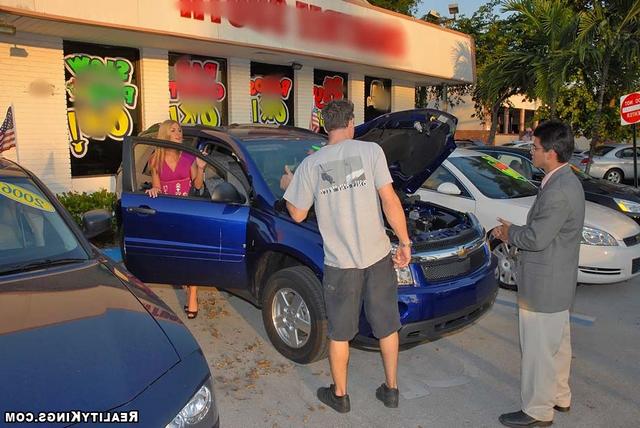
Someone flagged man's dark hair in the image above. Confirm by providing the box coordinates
[533,120,574,162]
[322,99,354,132]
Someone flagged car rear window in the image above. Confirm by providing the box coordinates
[593,146,615,156]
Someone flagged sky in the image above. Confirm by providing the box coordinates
[416,0,489,19]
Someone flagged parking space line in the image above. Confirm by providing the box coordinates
[495,295,596,327]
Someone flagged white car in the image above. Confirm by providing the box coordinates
[416,149,640,288]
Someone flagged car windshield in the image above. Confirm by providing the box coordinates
[0,177,88,275]
[244,139,327,199]
[449,155,538,199]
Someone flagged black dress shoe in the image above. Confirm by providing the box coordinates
[375,383,399,408]
[553,405,570,412]
[317,384,350,413]
[499,410,552,427]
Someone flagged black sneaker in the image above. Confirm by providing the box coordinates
[375,383,399,408]
[316,384,350,413]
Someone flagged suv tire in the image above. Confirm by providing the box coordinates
[261,266,328,364]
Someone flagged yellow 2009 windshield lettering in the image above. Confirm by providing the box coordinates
[0,181,55,212]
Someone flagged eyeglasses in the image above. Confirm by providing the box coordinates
[530,146,545,153]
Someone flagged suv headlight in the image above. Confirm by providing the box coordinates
[391,244,415,286]
[166,378,216,428]
[581,226,618,246]
[614,198,640,214]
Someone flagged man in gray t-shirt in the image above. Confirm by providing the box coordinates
[282,100,411,413]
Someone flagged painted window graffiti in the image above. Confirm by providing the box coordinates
[312,69,348,134]
[250,62,295,126]
[168,53,228,127]
[364,76,391,122]
[64,41,140,177]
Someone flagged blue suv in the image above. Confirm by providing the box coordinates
[118,109,498,363]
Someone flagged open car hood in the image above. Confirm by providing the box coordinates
[354,109,457,194]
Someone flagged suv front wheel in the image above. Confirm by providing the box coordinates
[261,266,328,364]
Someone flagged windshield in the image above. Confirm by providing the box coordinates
[449,155,538,199]
[0,178,88,275]
[244,139,327,199]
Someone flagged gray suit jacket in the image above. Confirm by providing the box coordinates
[508,164,585,313]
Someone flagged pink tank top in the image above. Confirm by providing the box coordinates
[159,152,195,196]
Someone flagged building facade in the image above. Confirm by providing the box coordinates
[0,0,475,193]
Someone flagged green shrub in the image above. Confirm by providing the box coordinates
[56,190,118,248]
[57,189,117,226]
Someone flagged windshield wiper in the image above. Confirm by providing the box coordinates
[0,258,87,275]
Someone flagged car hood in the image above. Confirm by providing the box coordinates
[0,260,180,413]
[583,178,640,201]
[583,200,640,240]
[477,196,640,241]
[354,109,457,194]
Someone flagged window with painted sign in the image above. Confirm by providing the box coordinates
[169,53,228,127]
[364,76,391,122]
[250,62,295,126]
[312,69,348,134]
[63,41,140,177]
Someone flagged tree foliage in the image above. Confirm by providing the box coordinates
[367,0,420,15]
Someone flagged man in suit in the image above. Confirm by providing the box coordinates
[493,120,585,427]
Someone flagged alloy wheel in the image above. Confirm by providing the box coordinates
[271,287,312,349]
[493,242,518,287]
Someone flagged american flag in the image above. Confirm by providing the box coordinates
[309,107,320,133]
[0,106,16,153]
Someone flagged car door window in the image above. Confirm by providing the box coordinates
[421,166,471,197]
[618,148,640,159]
[495,154,533,180]
[133,143,245,202]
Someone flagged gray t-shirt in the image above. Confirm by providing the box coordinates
[284,139,393,269]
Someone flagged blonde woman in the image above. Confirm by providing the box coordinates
[146,119,205,318]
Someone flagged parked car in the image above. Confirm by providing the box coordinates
[455,139,484,148]
[0,158,218,427]
[416,149,640,289]
[472,145,640,225]
[573,144,640,183]
[118,109,498,363]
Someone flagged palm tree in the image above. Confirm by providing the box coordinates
[577,0,640,172]
[501,0,580,118]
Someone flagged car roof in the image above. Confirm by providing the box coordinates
[184,124,327,143]
[449,148,486,158]
[0,158,29,179]
[473,146,531,156]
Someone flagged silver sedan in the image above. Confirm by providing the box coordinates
[574,144,640,183]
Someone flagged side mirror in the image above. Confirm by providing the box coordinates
[436,182,462,196]
[82,209,112,239]
[211,182,246,204]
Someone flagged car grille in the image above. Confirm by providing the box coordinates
[413,228,482,252]
[420,246,487,283]
[623,233,640,247]
[633,258,640,274]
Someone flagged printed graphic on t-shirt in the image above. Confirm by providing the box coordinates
[318,156,368,195]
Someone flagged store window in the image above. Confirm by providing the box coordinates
[312,70,348,134]
[364,76,391,122]
[169,53,228,127]
[250,62,294,126]
[63,41,141,177]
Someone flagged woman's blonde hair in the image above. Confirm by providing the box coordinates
[151,119,181,172]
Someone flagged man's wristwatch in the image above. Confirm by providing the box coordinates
[398,240,412,248]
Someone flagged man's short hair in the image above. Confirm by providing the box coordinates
[534,120,574,162]
[322,100,354,132]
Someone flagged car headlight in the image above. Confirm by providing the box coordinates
[391,243,415,286]
[166,380,215,428]
[581,226,618,246]
[614,198,640,214]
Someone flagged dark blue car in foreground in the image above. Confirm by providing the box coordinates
[119,109,498,363]
[0,159,218,427]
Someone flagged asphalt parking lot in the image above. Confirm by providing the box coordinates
[150,277,640,428]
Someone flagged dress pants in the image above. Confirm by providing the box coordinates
[519,308,572,422]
